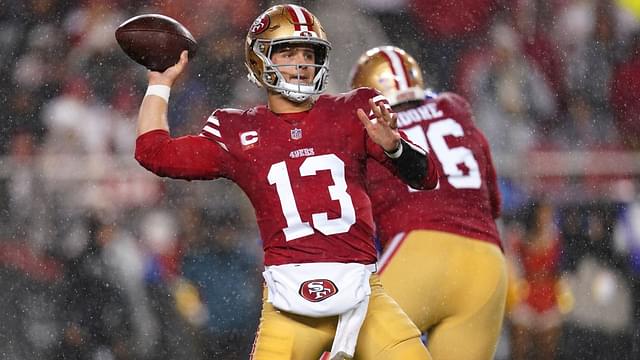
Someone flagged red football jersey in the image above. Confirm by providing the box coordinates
[367,92,502,249]
[135,88,438,266]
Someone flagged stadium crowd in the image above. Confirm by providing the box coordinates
[0,0,639,359]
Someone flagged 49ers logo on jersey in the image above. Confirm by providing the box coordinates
[299,279,338,302]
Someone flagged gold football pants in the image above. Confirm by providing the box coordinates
[379,230,507,360]
[250,274,432,360]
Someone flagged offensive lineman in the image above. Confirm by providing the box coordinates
[351,46,507,360]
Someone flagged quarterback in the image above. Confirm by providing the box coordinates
[351,46,507,360]
[134,5,437,360]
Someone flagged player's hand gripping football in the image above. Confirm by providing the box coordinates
[148,50,189,87]
[357,98,401,153]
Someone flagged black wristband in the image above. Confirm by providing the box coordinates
[390,139,427,190]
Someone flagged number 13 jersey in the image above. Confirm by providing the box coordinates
[135,88,438,266]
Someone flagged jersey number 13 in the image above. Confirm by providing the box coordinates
[268,154,356,241]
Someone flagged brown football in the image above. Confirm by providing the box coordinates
[115,14,197,72]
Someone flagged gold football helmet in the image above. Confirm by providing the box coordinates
[245,4,331,103]
[350,46,425,106]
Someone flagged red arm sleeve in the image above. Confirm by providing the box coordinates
[135,129,230,180]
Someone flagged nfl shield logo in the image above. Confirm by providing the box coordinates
[291,128,302,140]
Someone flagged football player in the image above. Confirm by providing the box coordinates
[134,5,438,360]
[350,46,507,360]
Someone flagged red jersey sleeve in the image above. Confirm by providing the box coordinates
[135,129,232,180]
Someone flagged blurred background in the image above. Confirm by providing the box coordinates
[0,0,639,359]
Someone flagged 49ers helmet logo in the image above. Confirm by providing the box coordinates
[250,14,270,34]
[299,279,338,302]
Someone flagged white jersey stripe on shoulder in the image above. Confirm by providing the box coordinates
[381,48,408,90]
[368,94,392,117]
[371,95,392,111]
[207,115,220,126]
[203,125,221,138]
[371,94,388,104]
[290,4,310,32]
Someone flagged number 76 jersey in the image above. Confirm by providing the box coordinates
[367,92,502,249]
[135,88,438,266]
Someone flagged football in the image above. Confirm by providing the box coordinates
[115,14,198,72]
